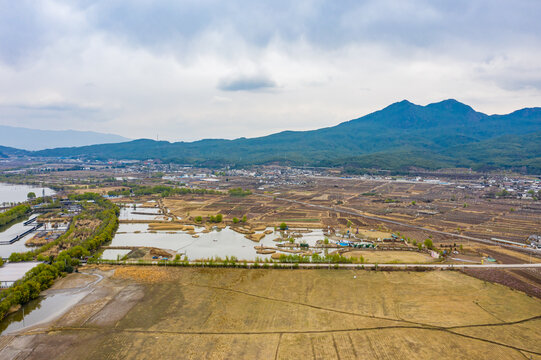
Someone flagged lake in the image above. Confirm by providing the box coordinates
[0,183,56,205]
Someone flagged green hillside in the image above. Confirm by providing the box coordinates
[32,99,541,173]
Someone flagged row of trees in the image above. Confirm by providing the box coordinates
[0,204,31,227]
[278,253,362,264]
[0,193,119,320]
[232,216,247,223]
[108,185,222,197]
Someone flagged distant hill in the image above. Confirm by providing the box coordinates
[0,145,30,158]
[32,99,541,173]
[0,125,130,151]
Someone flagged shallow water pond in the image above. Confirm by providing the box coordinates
[103,224,325,261]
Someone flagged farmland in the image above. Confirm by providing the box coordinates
[1,266,540,359]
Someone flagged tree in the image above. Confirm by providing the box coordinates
[424,238,433,249]
[232,217,239,224]
[27,192,36,199]
[194,216,202,223]
[279,222,287,231]
[216,214,223,222]
[241,215,247,223]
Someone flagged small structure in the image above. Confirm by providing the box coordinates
[528,235,541,249]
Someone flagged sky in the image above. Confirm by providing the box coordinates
[1,0,540,142]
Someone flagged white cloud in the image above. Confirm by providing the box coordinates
[0,0,540,142]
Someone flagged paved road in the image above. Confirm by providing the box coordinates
[257,193,541,254]
[94,260,541,269]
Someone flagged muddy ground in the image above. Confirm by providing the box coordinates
[1,266,540,359]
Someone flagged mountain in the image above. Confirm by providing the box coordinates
[0,125,130,151]
[32,99,541,173]
[0,145,30,158]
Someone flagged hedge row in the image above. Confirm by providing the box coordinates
[0,204,31,227]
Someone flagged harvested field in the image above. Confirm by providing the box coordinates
[464,247,541,298]
[2,266,540,359]
[342,250,435,263]
[355,229,392,239]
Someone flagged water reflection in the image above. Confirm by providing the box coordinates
[0,183,56,205]
[104,224,325,261]
[0,291,87,334]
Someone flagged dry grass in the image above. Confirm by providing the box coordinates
[113,266,175,283]
[245,233,266,242]
[342,250,435,263]
[148,223,194,231]
[3,267,540,359]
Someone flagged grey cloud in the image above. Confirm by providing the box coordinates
[474,56,541,91]
[0,102,108,129]
[0,2,50,67]
[2,0,541,66]
[76,0,541,51]
[218,75,276,92]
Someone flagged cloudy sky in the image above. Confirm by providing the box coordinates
[1,0,540,142]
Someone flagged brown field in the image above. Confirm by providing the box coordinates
[1,266,540,359]
[152,176,541,254]
[342,250,436,263]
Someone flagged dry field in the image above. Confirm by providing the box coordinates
[342,250,436,263]
[114,176,541,249]
[1,266,540,359]
[265,177,541,247]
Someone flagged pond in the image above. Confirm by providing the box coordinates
[0,273,101,335]
[118,204,167,221]
[0,216,69,259]
[0,183,56,205]
[102,224,326,261]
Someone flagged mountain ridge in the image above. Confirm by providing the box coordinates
[0,125,130,151]
[7,99,541,173]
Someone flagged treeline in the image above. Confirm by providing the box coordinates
[0,204,31,227]
[0,193,119,320]
[108,185,222,197]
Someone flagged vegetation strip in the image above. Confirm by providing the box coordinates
[0,204,31,228]
[0,193,119,320]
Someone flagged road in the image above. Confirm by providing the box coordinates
[94,260,541,269]
[257,193,541,254]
